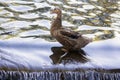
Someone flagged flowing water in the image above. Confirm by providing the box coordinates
[1,70,120,80]
[0,0,120,80]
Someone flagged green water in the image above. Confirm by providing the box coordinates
[0,0,119,41]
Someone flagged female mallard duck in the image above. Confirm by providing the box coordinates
[50,8,92,51]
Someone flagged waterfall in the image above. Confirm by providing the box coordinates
[0,70,120,80]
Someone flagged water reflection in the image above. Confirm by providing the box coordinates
[50,47,89,65]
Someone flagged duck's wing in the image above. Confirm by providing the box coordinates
[60,29,81,39]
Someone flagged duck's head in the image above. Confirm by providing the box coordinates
[50,8,61,15]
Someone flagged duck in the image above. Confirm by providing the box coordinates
[50,8,92,51]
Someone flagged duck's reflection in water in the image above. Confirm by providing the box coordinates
[50,47,90,65]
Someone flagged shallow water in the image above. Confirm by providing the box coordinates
[0,0,120,78]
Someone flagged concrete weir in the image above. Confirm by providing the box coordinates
[0,38,120,80]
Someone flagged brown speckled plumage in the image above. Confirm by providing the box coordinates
[50,8,92,51]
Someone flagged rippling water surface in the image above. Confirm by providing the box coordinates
[0,0,120,71]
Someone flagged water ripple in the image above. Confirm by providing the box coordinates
[0,0,119,41]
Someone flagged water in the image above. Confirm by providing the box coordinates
[1,70,120,80]
[0,0,120,79]
[0,0,120,40]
